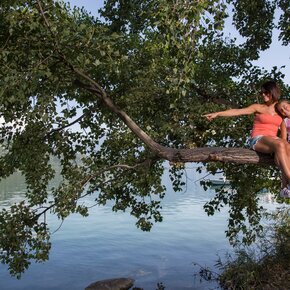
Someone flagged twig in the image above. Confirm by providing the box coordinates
[36,0,52,32]
[47,113,86,135]
[51,219,64,235]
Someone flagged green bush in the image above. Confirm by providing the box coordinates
[218,207,290,290]
[195,207,290,289]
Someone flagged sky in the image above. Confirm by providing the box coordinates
[67,0,103,16]
[67,0,290,87]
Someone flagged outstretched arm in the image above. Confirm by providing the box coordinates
[203,104,258,121]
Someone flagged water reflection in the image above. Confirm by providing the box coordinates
[0,171,26,206]
[0,166,281,290]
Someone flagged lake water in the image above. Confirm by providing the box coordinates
[0,166,278,290]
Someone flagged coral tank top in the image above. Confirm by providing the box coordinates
[251,113,282,138]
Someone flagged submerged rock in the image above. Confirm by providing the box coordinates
[85,278,135,290]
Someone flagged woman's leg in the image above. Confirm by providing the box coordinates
[254,137,290,180]
[281,173,288,188]
[254,137,290,197]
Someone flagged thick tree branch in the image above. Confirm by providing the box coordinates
[163,147,275,165]
[71,73,167,157]
[72,74,276,167]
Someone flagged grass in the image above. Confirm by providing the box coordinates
[195,207,290,289]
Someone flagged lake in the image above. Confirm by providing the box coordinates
[0,165,278,290]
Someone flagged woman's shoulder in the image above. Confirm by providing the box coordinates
[252,103,268,112]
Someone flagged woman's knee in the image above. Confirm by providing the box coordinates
[274,141,287,153]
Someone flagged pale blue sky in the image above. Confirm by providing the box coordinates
[67,0,290,86]
[67,0,103,16]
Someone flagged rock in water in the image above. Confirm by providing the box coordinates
[85,278,135,290]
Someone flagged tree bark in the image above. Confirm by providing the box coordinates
[157,146,275,166]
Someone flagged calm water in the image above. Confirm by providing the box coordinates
[0,166,277,290]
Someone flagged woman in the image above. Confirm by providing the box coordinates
[275,99,290,193]
[276,99,290,141]
[203,80,290,198]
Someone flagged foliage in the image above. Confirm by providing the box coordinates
[218,207,290,289]
[202,162,285,246]
[0,202,50,278]
[194,207,290,289]
[0,0,289,277]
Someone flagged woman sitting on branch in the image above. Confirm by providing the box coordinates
[274,99,290,192]
[203,80,290,198]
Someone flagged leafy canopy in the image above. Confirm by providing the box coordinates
[0,0,289,277]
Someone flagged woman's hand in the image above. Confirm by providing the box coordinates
[203,112,219,121]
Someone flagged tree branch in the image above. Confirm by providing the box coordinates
[35,6,276,167]
[71,71,276,166]
[36,157,159,219]
[47,113,86,136]
[190,83,239,108]
[36,0,51,29]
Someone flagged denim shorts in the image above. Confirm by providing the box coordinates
[247,135,263,150]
